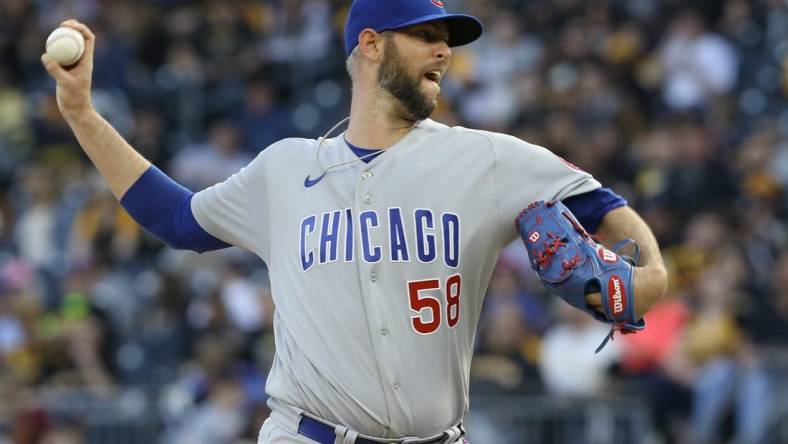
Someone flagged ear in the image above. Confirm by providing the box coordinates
[357,28,385,62]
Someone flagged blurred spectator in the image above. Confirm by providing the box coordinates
[163,378,247,444]
[170,120,252,190]
[13,166,60,271]
[740,250,788,345]
[658,10,738,110]
[233,80,294,153]
[539,303,621,398]
[219,260,272,336]
[128,108,169,165]
[617,291,693,443]
[39,423,84,444]
[0,0,787,442]
[684,253,775,444]
[264,0,334,67]
[68,188,141,268]
[0,68,33,171]
[459,14,543,128]
[472,258,547,392]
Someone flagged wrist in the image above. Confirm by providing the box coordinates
[62,106,99,125]
[639,262,668,288]
[634,264,668,318]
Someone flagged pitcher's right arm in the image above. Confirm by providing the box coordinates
[41,20,150,200]
[41,19,229,253]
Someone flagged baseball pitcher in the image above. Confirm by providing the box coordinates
[41,0,668,443]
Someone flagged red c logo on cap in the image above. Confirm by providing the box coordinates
[431,0,444,6]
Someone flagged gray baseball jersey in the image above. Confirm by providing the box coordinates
[191,118,601,438]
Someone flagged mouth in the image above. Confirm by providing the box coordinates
[423,70,442,84]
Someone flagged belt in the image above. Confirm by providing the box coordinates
[297,415,458,444]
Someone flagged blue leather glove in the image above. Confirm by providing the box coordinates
[516,200,645,352]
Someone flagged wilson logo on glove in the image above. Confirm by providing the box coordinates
[528,231,540,243]
[608,275,625,315]
[598,247,618,263]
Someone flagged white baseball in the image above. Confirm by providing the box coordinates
[45,27,85,66]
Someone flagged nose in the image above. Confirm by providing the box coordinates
[435,41,451,61]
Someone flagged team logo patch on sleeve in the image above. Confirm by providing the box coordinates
[558,156,584,172]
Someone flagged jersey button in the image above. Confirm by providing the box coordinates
[361,171,373,180]
[363,194,373,204]
[392,380,400,390]
[370,271,378,282]
[380,326,389,336]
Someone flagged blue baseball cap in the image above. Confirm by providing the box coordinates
[344,0,483,56]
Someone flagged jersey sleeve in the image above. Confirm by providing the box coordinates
[120,166,231,253]
[489,132,601,243]
[191,148,271,259]
[561,187,628,234]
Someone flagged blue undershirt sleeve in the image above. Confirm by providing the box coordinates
[120,166,231,253]
[561,187,627,234]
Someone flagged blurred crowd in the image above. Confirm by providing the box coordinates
[0,0,787,443]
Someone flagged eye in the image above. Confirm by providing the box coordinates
[406,28,448,43]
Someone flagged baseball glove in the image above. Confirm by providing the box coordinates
[515,200,645,353]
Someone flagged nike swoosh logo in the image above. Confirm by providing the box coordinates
[304,173,326,188]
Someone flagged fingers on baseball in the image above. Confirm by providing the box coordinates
[59,19,96,59]
[40,53,69,80]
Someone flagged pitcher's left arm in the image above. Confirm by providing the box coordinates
[590,206,668,318]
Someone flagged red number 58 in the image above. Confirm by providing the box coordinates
[408,274,461,335]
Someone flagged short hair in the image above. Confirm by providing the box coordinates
[345,31,393,81]
[345,46,360,80]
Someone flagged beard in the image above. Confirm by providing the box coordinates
[377,37,438,122]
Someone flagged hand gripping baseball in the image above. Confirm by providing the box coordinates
[516,201,645,352]
[40,20,96,119]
